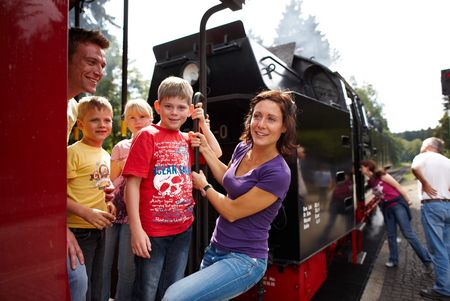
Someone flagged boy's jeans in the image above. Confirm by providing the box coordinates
[132,226,192,301]
[67,257,88,301]
[101,223,135,301]
[163,244,267,301]
[421,201,450,296]
[71,228,106,301]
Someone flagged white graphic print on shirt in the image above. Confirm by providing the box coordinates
[151,140,193,224]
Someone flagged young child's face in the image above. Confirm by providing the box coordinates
[126,110,152,135]
[78,107,112,147]
[155,96,193,131]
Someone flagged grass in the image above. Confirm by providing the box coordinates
[397,162,416,183]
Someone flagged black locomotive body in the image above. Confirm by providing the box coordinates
[148,21,378,300]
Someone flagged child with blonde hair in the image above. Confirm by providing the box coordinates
[67,96,116,301]
[102,99,153,301]
[123,76,222,300]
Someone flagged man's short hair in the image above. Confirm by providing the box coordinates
[77,96,113,120]
[421,137,445,153]
[68,28,110,61]
[157,76,193,103]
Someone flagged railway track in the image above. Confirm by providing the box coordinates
[388,166,410,183]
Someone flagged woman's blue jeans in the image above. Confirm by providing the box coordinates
[421,201,450,296]
[101,223,135,301]
[384,203,432,265]
[163,244,267,301]
[132,227,192,301]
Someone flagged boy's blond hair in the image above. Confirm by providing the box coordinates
[157,76,193,103]
[124,99,153,121]
[77,96,113,120]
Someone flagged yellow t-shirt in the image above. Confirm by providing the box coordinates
[67,98,78,142]
[67,141,111,228]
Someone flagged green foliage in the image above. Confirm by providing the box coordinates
[353,83,412,166]
[69,0,120,36]
[273,0,339,67]
[432,111,450,156]
[354,83,389,132]
[69,0,150,152]
[395,128,434,141]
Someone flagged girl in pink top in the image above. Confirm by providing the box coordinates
[360,160,431,270]
[102,99,153,301]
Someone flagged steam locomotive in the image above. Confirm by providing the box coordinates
[148,21,384,300]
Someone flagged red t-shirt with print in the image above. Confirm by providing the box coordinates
[122,124,195,237]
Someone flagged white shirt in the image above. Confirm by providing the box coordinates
[412,151,450,200]
[67,98,78,141]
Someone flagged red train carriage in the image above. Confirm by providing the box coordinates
[1,1,68,300]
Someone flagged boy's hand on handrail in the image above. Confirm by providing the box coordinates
[191,102,208,130]
[188,132,210,152]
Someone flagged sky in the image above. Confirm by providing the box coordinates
[105,0,450,133]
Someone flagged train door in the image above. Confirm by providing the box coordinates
[0,1,68,299]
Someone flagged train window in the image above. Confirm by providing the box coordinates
[358,102,371,129]
[310,71,339,103]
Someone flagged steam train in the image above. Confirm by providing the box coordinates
[0,1,387,300]
[148,21,385,300]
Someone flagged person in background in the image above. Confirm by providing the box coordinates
[360,160,432,270]
[412,137,450,301]
[67,96,116,301]
[101,99,153,301]
[122,76,222,300]
[163,89,297,301]
[67,27,110,301]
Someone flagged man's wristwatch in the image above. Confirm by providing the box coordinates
[203,184,212,192]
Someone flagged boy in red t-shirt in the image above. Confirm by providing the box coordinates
[122,76,221,300]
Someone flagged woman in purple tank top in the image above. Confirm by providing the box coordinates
[163,90,298,301]
[360,160,432,271]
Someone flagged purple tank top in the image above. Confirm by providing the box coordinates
[210,142,291,259]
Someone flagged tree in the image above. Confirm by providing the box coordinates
[395,128,434,141]
[69,0,119,35]
[354,82,389,133]
[353,81,411,165]
[273,0,339,66]
[432,110,450,156]
[69,1,150,151]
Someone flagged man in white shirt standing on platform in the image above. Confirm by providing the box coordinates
[412,137,450,301]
